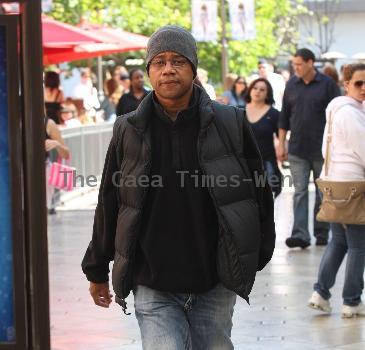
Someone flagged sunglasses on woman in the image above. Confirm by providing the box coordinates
[353,80,365,88]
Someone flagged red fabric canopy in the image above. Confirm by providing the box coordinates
[79,22,149,49]
[1,10,149,65]
[42,16,102,48]
[43,42,147,65]
[43,19,149,65]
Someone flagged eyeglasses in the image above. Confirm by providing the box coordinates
[149,57,188,69]
[353,80,365,88]
[236,81,246,85]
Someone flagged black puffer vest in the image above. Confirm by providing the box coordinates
[82,87,276,313]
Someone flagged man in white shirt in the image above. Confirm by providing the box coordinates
[197,68,216,100]
[258,59,285,111]
[72,68,100,116]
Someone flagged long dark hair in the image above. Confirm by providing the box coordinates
[231,76,247,102]
[44,71,60,90]
[245,78,275,105]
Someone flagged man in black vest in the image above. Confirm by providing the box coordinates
[82,25,275,350]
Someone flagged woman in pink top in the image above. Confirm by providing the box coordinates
[308,63,365,318]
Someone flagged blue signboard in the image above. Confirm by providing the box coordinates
[0,24,15,342]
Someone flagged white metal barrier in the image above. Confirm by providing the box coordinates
[61,123,113,180]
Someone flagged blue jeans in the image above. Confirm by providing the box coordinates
[134,284,236,350]
[288,154,329,242]
[314,223,365,306]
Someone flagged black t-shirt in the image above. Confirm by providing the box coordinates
[116,89,149,116]
[248,106,279,161]
[45,101,61,124]
[134,87,219,293]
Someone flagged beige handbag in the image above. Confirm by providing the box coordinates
[316,110,365,225]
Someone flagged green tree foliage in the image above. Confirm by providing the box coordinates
[298,0,341,54]
[50,0,302,83]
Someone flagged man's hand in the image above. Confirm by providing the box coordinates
[89,282,113,308]
[277,142,288,162]
[277,128,288,162]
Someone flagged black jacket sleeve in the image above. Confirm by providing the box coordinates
[271,108,280,137]
[81,125,121,283]
[256,181,275,271]
[241,114,276,271]
[278,83,291,130]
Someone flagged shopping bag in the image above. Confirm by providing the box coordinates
[48,158,76,191]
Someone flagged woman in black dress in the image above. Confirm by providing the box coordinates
[245,78,282,197]
[44,71,64,124]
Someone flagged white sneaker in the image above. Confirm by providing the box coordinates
[308,291,332,313]
[342,303,365,318]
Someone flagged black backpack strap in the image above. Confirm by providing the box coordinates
[212,102,258,198]
[212,101,266,212]
[212,102,253,177]
[212,103,275,271]
[211,101,241,151]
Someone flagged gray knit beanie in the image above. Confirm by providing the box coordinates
[146,25,198,77]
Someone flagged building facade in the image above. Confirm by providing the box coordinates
[298,0,365,63]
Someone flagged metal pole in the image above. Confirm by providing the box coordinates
[20,0,51,348]
[97,56,104,100]
[220,0,228,84]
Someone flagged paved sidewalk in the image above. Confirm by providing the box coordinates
[49,191,365,350]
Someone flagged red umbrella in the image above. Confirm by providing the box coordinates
[2,6,149,65]
[43,43,146,65]
[43,20,149,65]
[78,21,149,50]
[42,15,102,48]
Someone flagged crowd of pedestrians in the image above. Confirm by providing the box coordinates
[42,52,305,133]
[42,49,295,132]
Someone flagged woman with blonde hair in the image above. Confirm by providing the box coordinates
[308,63,365,317]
